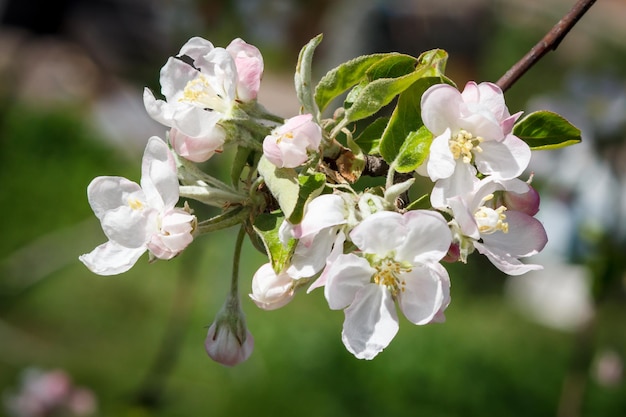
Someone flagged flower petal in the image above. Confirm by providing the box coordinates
[349,211,405,256]
[474,241,543,276]
[430,162,478,208]
[398,210,451,264]
[426,130,456,181]
[481,211,548,257]
[398,264,449,325]
[324,254,374,310]
[141,137,180,210]
[341,285,399,360]
[86,176,144,221]
[475,134,531,179]
[79,241,146,276]
[421,84,462,135]
[292,194,347,242]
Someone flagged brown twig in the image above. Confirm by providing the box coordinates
[496,0,598,92]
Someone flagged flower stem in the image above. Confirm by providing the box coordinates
[230,224,247,298]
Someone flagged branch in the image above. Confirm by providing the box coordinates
[496,0,598,92]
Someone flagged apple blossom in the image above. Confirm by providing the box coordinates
[448,177,548,275]
[143,37,264,162]
[249,263,296,310]
[262,114,322,168]
[79,137,196,275]
[419,81,530,207]
[322,210,452,359]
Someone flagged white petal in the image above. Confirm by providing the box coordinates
[475,134,531,179]
[101,206,152,247]
[398,210,451,264]
[398,264,449,325]
[288,227,338,279]
[426,131,456,181]
[324,254,374,310]
[141,137,180,210]
[430,162,478,208]
[341,285,399,360]
[179,36,215,61]
[86,176,144,221]
[159,57,199,102]
[421,84,462,135]
[79,241,146,275]
[293,194,347,241]
[349,211,404,256]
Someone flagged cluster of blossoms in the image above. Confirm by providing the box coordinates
[81,35,578,364]
[3,368,97,417]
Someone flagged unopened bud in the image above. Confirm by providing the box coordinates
[205,297,254,366]
[250,263,295,310]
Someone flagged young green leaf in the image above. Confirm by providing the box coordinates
[288,173,326,224]
[392,126,433,173]
[314,53,390,113]
[295,34,323,119]
[513,110,582,150]
[257,156,300,220]
[355,117,389,155]
[253,212,297,273]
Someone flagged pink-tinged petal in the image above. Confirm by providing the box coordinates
[86,176,144,221]
[460,112,503,142]
[421,84,463,135]
[481,211,548,257]
[262,133,308,168]
[426,130,455,181]
[171,105,225,140]
[502,182,540,216]
[475,134,531,179]
[430,162,478,208]
[227,38,264,101]
[292,194,347,241]
[350,211,405,256]
[462,82,509,121]
[341,285,399,360]
[79,241,146,276]
[169,127,224,163]
[474,241,543,276]
[324,254,374,310]
[178,36,215,61]
[398,264,449,324]
[501,111,523,136]
[140,137,180,210]
[398,210,451,264]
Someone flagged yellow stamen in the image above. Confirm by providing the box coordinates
[372,258,411,297]
[128,198,144,211]
[449,129,484,164]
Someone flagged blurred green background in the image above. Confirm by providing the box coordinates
[1,0,625,416]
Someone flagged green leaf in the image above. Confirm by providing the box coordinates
[257,156,299,220]
[230,146,255,187]
[380,77,440,163]
[295,34,323,119]
[355,117,388,155]
[365,54,418,80]
[513,110,582,150]
[393,126,433,173]
[314,53,390,114]
[416,49,450,78]
[288,173,326,224]
[253,212,296,273]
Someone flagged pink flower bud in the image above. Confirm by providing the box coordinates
[227,38,264,102]
[262,114,322,168]
[147,208,196,260]
[205,299,254,366]
[169,126,225,163]
[250,263,295,310]
[502,184,540,216]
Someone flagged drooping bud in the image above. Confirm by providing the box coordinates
[205,296,254,366]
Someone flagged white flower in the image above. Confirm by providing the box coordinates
[249,263,295,310]
[262,114,322,168]
[79,137,196,275]
[322,210,452,359]
[419,81,529,207]
[448,177,548,275]
[143,37,264,162]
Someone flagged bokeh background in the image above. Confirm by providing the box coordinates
[1,0,625,416]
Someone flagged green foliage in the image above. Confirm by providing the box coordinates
[295,34,323,119]
[513,110,582,150]
[252,212,295,273]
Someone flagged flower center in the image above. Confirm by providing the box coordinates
[179,75,226,112]
[449,129,484,163]
[372,257,411,297]
[128,197,144,211]
[276,132,294,144]
[474,194,508,234]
